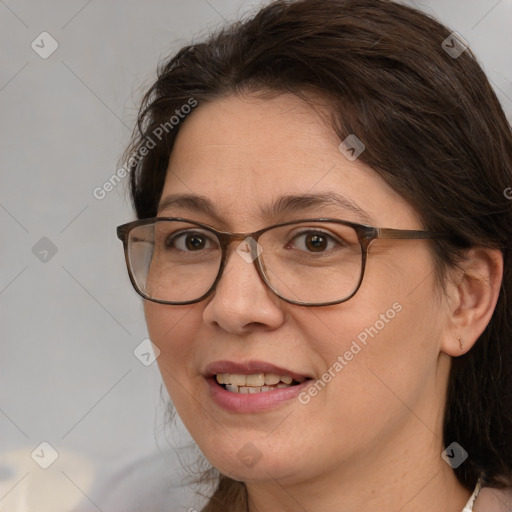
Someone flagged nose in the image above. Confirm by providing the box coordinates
[201,237,286,334]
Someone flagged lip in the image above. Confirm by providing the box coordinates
[206,376,312,413]
[203,360,313,413]
[204,360,312,382]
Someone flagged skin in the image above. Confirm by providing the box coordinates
[144,92,503,512]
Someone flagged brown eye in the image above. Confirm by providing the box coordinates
[286,230,339,253]
[165,230,215,251]
[185,234,206,250]
[305,233,328,252]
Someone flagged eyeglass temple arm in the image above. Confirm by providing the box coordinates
[374,228,446,240]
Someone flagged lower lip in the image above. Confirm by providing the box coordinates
[206,377,311,413]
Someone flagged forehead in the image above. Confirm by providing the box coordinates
[167,92,340,180]
[160,93,419,230]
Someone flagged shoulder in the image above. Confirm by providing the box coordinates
[473,485,512,512]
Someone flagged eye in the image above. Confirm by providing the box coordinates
[165,230,217,251]
[286,230,340,253]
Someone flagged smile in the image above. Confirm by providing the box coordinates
[215,372,306,393]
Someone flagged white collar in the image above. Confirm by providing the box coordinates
[462,478,482,512]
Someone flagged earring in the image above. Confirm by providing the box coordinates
[458,336,463,350]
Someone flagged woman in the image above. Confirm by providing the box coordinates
[116,0,512,510]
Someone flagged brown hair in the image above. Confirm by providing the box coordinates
[123,0,512,509]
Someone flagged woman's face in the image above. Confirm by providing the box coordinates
[145,93,451,485]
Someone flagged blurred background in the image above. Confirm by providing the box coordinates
[0,0,511,511]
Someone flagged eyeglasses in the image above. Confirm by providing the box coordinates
[116,217,446,307]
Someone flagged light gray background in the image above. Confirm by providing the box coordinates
[0,1,511,511]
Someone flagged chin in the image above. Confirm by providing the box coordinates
[201,442,307,484]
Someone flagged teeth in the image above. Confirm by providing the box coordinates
[223,383,293,394]
[214,372,303,394]
[215,372,298,386]
[246,373,265,386]
[230,374,247,387]
[265,373,280,385]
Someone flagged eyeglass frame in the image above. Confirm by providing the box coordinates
[116,216,447,307]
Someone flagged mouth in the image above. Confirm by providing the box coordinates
[215,372,307,393]
[204,360,313,411]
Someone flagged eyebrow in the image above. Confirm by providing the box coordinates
[157,192,373,224]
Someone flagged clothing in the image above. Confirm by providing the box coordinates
[462,478,482,511]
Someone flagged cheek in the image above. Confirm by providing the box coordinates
[144,302,199,394]
[294,255,442,421]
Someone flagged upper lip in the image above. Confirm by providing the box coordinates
[204,360,313,382]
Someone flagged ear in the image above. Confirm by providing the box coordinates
[440,247,503,357]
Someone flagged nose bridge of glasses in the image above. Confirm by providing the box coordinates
[208,231,269,302]
[218,231,263,265]
[217,229,256,248]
